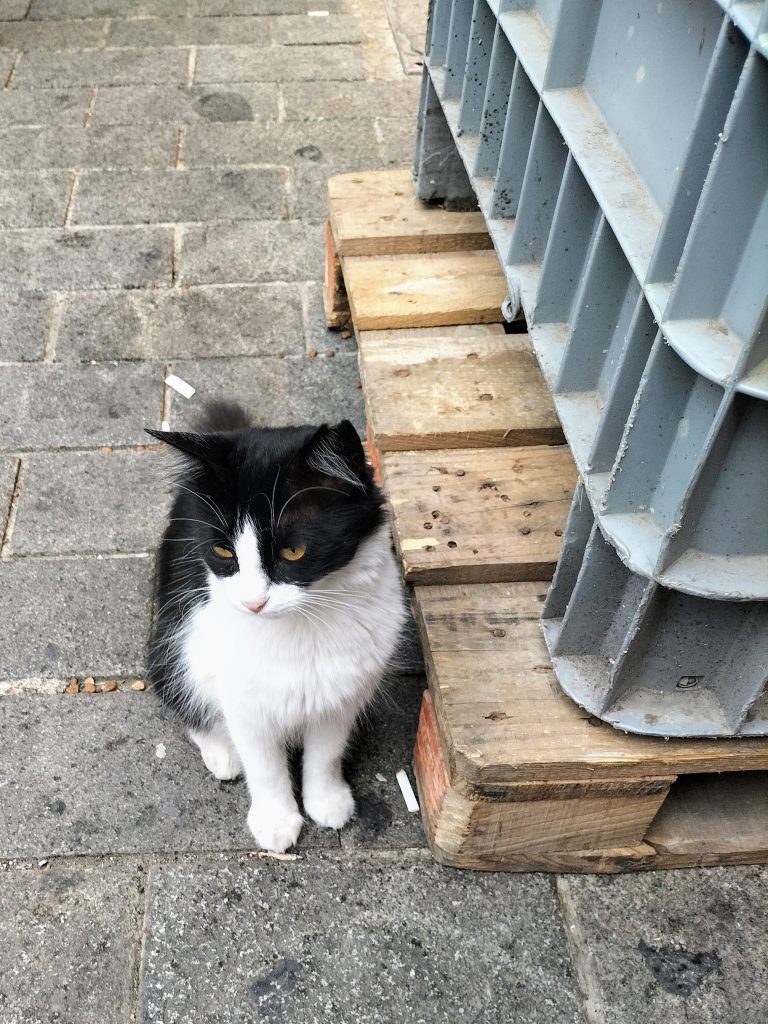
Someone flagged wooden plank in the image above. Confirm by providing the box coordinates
[358,326,564,450]
[323,220,351,329]
[412,582,768,792]
[342,251,507,330]
[383,446,577,584]
[328,169,490,257]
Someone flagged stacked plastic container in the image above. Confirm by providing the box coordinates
[415,0,768,737]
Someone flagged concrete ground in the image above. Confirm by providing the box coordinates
[0,2,765,1022]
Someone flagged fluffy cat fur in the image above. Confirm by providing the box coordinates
[147,401,407,852]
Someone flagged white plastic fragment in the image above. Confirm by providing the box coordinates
[164,374,195,399]
[161,420,170,432]
[396,769,419,813]
[38,859,48,868]
[375,772,387,783]
[155,743,167,759]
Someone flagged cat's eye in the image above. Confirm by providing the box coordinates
[280,544,306,562]
[212,544,235,560]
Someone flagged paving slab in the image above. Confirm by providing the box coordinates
[72,167,288,225]
[0,291,50,361]
[0,171,70,228]
[29,0,185,15]
[0,865,141,1024]
[281,78,420,121]
[0,88,92,127]
[107,14,273,47]
[0,0,30,18]
[90,83,279,125]
[194,43,365,83]
[140,858,583,1024]
[0,125,175,170]
[272,13,363,45]
[167,355,364,432]
[56,284,305,361]
[191,0,341,11]
[0,227,171,290]
[0,362,164,451]
[303,280,356,355]
[565,867,768,1024]
[179,219,323,284]
[0,556,152,679]
[12,46,188,89]
[0,17,106,49]
[0,693,339,857]
[11,449,170,555]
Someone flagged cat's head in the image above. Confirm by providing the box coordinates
[148,416,386,618]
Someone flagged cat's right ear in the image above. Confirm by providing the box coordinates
[145,429,229,469]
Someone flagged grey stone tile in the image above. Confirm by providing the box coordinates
[0,227,171,290]
[377,115,419,168]
[180,219,323,285]
[0,362,164,451]
[342,673,427,850]
[30,0,185,19]
[0,291,50,360]
[90,82,278,125]
[107,14,272,47]
[0,866,141,1024]
[73,167,288,225]
[140,859,583,1024]
[272,13,363,45]
[12,46,188,88]
[57,284,305,361]
[0,556,152,678]
[0,87,92,127]
[565,867,768,1024]
[0,171,69,227]
[303,280,356,355]
[0,0,31,18]
[11,449,170,555]
[190,0,340,12]
[0,694,339,856]
[168,354,364,432]
[1,455,17,526]
[0,125,175,170]
[194,43,365,83]
[0,16,105,48]
[183,119,379,173]
[281,77,421,121]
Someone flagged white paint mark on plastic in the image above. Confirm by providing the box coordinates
[155,743,167,759]
[396,769,419,813]
[161,420,170,432]
[635,65,645,84]
[165,374,196,399]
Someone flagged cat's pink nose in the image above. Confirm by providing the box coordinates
[243,599,268,614]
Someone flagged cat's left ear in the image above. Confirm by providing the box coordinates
[304,420,369,493]
[145,429,230,469]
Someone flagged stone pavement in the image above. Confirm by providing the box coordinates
[0,2,765,1022]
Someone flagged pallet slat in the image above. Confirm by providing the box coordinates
[383,447,577,584]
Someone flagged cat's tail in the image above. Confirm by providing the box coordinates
[195,399,252,432]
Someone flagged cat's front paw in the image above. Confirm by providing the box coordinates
[303,780,356,830]
[247,802,304,853]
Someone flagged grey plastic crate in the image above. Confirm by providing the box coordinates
[415,0,768,736]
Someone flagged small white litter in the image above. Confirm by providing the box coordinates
[308,10,330,16]
[375,772,387,783]
[38,859,48,868]
[155,743,167,759]
[396,769,419,813]
[164,374,195,399]
[160,420,170,432]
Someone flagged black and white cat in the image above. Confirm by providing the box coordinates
[147,401,406,852]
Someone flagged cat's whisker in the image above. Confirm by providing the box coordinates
[174,483,229,530]
[275,485,349,533]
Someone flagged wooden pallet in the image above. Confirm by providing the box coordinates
[327,168,768,872]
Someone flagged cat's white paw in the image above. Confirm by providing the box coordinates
[248,802,304,853]
[191,730,242,781]
[304,781,356,830]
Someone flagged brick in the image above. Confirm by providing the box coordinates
[0,694,339,856]
[0,362,164,451]
[107,14,272,47]
[194,43,365,83]
[0,17,105,48]
[12,46,187,88]
[72,167,288,225]
[56,284,306,361]
[565,868,768,1023]
[0,170,70,227]
[183,119,379,173]
[0,125,175,170]
[281,78,421,121]
[0,867,140,1023]
[90,82,278,125]
[0,87,91,126]
[303,280,356,355]
[180,219,323,285]
[0,291,50,361]
[29,0,186,17]
[0,556,152,677]
[139,860,582,1024]
[167,355,365,432]
[11,449,170,555]
[272,13,363,45]
[0,226,171,290]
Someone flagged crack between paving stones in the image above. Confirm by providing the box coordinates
[0,458,22,559]
[556,877,606,1024]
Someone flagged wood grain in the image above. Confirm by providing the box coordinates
[342,251,507,330]
[383,447,577,584]
[328,169,490,257]
[323,219,350,329]
[358,326,563,450]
